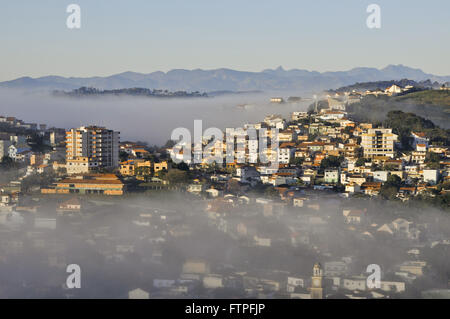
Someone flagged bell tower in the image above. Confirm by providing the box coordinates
[310,263,323,299]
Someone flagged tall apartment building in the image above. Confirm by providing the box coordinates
[66,126,120,175]
[361,128,398,158]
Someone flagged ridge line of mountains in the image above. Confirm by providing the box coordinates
[1,64,449,93]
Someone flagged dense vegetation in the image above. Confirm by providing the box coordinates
[347,90,450,129]
[383,111,449,149]
[394,89,450,107]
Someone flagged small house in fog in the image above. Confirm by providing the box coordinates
[270,97,284,104]
[182,259,210,275]
[203,275,224,289]
[57,197,81,213]
[205,186,222,198]
[128,288,150,299]
[187,182,205,194]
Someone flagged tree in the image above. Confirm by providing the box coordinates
[320,156,344,170]
[380,174,402,199]
[0,156,15,169]
[227,179,242,194]
[355,157,368,167]
[290,157,304,166]
[384,110,436,150]
[425,152,442,169]
[175,162,189,171]
[385,174,402,188]
[164,169,188,185]
[164,140,176,148]
[343,126,354,135]
[264,186,279,199]
[135,166,151,179]
[119,151,129,162]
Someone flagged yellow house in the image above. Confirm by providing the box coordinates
[154,161,169,173]
[120,160,136,176]
[120,159,152,176]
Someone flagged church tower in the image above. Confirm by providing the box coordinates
[310,263,323,299]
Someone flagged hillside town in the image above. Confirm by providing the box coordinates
[0,84,449,299]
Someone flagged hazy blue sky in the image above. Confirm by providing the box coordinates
[0,0,449,81]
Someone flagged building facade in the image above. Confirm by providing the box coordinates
[41,174,124,195]
[361,128,398,158]
[0,140,12,159]
[310,263,324,299]
[66,126,120,174]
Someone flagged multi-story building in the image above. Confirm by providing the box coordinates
[66,156,100,175]
[278,143,296,164]
[66,126,120,174]
[361,128,398,158]
[278,130,297,143]
[411,131,430,148]
[0,139,12,159]
[264,114,286,130]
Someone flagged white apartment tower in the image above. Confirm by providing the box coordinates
[361,128,398,158]
[66,126,120,174]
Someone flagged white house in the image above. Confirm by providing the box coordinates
[187,183,204,194]
[278,145,295,164]
[264,114,286,130]
[203,275,223,289]
[319,111,346,121]
[423,169,439,185]
[8,144,32,162]
[411,132,429,148]
[236,166,261,183]
[286,276,305,292]
[373,171,389,182]
[205,187,221,198]
[324,168,340,184]
[345,183,360,193]
[385,84,403,96]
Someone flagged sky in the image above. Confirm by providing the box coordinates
[0,0,449,81]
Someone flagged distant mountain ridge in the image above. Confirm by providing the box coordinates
[1,65,449,93]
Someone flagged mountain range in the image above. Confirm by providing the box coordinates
[1,64,449,93]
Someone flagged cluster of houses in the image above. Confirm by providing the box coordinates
[327,84,415,99]
[0,88,449,299]
[3,173,449,299]
[3,90,448,210]
[119,142,170,180]
[197,187,450,299]
[0,132,32,162]
[2,90,450,204]
[0,115,46,131]
[176,106,448,202]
